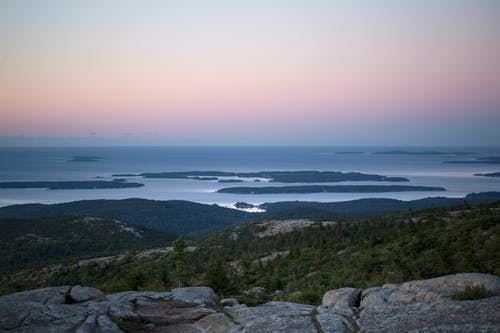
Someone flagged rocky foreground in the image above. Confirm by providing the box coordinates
[1,273,499,333]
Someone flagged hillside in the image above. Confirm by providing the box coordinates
[0,199,252,235]
[194,203,500,302]
[2,202,498,302]
[0,216,174,274]
[258,191,500,220]
[1,192,499,236]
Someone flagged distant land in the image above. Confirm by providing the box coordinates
[258,191,500,220]
[335,151,364,155]
[372,150,473,156]
[0,180,144,190]
[190,176,218,181]
[217,185,446,194]
[475,172,500,178]
[444,156,500,164]
[0,199,251,235]
[67,156,103,162]
[0,192,499,235]
[112,170,409,183]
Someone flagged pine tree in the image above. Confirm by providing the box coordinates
[127,267,146,291]
[171,237,192,287]
[205,260,229,293]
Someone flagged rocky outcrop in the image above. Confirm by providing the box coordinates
[0,273,499,333]
[358,273,500,332]
[225,302,317,333]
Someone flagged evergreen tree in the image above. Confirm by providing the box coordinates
[205,260,229,293]
[171,237,192,287]
[127,267,146,291]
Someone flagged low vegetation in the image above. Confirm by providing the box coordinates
[452,285,495,301]
[1,202,498,303]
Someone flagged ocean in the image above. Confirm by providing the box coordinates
[0,146,499,208]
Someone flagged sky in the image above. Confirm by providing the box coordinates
[0,0,499,146]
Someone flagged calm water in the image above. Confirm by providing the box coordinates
[0,146,499,208]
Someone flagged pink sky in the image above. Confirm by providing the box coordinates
[1,0,499,145]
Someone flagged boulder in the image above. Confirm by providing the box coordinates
[399,273,500,297]
[135,297,216,325]
[358,295,500,333]
[69,285,106,303]
[244,286,267,298]
[221,298,240,306]
[361,273,500,311]
[316,312,357,333]
[107,290,172,303]
[0,301,91,332]
[322,287,361,309]
[1,273,499,333]
[225,301,315,324]
[195,313,240,333]
[240,315,317,333]
[171,286,217,306]
[0,286,70,305]
[74,314,123,333]
[358,273,500,333]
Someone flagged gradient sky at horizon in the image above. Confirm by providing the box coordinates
[1,0,499,146]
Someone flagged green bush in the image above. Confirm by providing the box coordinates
[127,268,146,291]
[452,285,495,301]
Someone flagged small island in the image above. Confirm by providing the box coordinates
[217,185,446,194]
[190,176,218,181]
[234,202,256,209]
[444,156,500,164]
[373,151,474,156]
[0,180,145,190]
[67,156,103,162]
[114,170,410,183]
[218,179,244,183]
[474,172,500,178]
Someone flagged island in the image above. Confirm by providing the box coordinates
[444,156,500,164]
[190,176,218,181]
[0,180,145,190]
[218,179,244,183]
[234,202,256,209]
[217,185,446,194]
[372,150,475,156]
[67,156,103,162]
[474,172,500,178]
[112,170,410,183]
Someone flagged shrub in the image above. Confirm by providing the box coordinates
[127,268,146,291]
[452,285,495,301]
